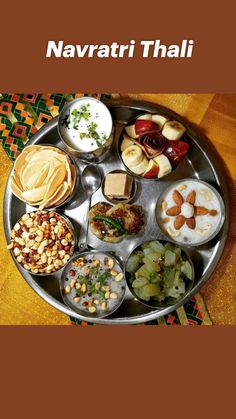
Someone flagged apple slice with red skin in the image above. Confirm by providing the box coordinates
[135,119,160,136]
[125,124,139,139]
[164,141,190,168]
[143,159,159,178]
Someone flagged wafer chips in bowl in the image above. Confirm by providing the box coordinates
[11,145,77,209]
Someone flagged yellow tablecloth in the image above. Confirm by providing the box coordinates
[0,94,235,325]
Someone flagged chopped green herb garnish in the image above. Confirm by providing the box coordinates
[71,104,91,129]
[97,270,111,286]
[71,106,107,147]
[89,121,98,131]
[76,289,83,297]
[87,122,103,147]
[88,284,96,295]
[99,290,106,299]
[79,132,90,139]
[91,267,99,277]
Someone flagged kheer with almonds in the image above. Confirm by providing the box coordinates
[157,179,225,245]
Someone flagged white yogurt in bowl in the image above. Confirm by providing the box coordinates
[156,179,225,246]
[58,97,113,161]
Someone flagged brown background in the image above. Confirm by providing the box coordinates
[0,0,235,92]
[1,327,235,418]
[1,1,236,417]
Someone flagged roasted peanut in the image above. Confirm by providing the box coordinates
[115,273,124,282]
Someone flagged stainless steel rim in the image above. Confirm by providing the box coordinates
[3,99,230,324]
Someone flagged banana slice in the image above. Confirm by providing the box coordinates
[125,124,139,139]
[162,120,186,141]
[130,155,149,175]
[122,145,143,167]
[154,154,172,178]
[137,113,152,120]
[151,114,169,128]
[121,134,134,152]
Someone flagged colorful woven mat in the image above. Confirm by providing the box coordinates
[71,293,212,325]
[0,93,110,160]
[0,93,212,325]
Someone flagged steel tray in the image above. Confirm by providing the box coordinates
[3,99,229,324]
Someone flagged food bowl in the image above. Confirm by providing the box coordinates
[88,201,145,243]
[7,210,77,276]
[60,251,126,318]
[118,112,190,181]
[101,170,137,204]
[156,178,225,246]
[58,97,114,163]
[125,239,195,309]
[10,144,78,210]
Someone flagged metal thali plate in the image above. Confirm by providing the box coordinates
[3,99,229,324]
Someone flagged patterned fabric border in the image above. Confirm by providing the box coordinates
[0,93,110,160]
[71,294,212,326]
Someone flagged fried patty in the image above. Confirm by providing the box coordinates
[106,204,144,234]
[89,202,144,243]
[89,202,123,243]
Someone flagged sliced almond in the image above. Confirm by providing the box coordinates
[173,190,184,205]
[166,206,181,216]
[161,200,167,211]
[196,224,212,235]
[167,227,180,238]
[209,209,218,216]
[186,190,196,205]
[200,188,213,201]
[162,217,170,224]
[186,217,196,229]
[195,206,209,216]
[174,215,186,230]
[177,183,187,192]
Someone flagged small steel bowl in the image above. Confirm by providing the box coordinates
[59,250,126,319]
[156,178,225,247]
[101,170,137,204]
[117,113,190,182]
[11,144,78,210]
[57,97,114,163]
[125,239,195,309]
[8,211,77,276]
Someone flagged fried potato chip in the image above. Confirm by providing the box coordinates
[21,161,50,190]
[43,181,69,209]
[12,171,23,191]
[11,178,23,197]
[21,185,48,202]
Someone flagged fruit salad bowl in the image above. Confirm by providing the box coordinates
[118,112,190,181]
